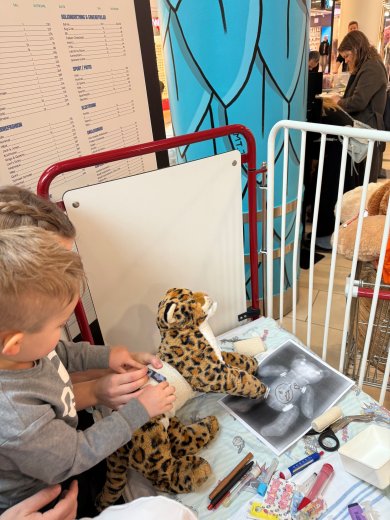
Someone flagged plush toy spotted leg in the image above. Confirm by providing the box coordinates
[128,420,212,494]
[168,415,219,458]
[96,417,213,511]
[95,441,132,511]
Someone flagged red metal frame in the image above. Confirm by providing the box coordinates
[356,287,390,300]
[38,124,262,342]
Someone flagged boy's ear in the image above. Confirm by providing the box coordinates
[2,332,24,356]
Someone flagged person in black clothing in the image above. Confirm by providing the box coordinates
[314,99,358,250]
[309,50,320,72]
[332,30,387,183]
[319,36,330,72]
[334,20,359,73]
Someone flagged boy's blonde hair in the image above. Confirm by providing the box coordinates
[0,185,76,238]
[0,227,85,333]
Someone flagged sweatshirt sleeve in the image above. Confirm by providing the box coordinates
[338,61,384,115]
[4,398,149,484]
[55,340,110,372]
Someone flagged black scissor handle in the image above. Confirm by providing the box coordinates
[317,428,340,452]
[305,427,340,452]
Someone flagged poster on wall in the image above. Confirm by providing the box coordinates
[321,25,332,41]
[309,26,321,51]
[0,0,157,202]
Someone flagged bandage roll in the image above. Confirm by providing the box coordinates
[311,406,343,432]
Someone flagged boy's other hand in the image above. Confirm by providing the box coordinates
[109,346,145,373]
[135,381,176,418]
[94,369,149,409]
[0,480,78,520]
[131,352,163,370]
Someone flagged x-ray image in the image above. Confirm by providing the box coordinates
[220,339,353,455]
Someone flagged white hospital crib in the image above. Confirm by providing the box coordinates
[265,120,390,405]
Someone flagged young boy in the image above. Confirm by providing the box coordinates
[0,227,176,513]
[0,185,162,413]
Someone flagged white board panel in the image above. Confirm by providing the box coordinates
[63,151,246,350]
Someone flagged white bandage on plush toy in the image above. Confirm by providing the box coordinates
[233,336,266,357]
[146,362,198,428]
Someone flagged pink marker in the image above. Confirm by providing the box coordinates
[297,463,334,511]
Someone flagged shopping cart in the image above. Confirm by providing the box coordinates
[344,262,390,392]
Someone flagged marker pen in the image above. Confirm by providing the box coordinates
[279,451,324,479]
[297,463,334,511]
[348,503,368,520]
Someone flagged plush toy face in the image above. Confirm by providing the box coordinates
[157,288,212,330]
[157,288,267,399]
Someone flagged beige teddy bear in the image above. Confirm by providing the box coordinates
[336,181,390,283]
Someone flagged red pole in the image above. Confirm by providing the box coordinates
[357,287,390,300]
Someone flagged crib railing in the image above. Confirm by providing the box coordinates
[266,120,390,405]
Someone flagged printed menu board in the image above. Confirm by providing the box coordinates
[0,0,157,201]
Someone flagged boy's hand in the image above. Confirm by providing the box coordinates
[109,346,145,373]
[94,370,149,409]
[135,381,176,418]
[131,352,163,370]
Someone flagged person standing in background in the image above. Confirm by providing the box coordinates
[334,20,359,73]
[319,35,330,72]
[332,30,387,182]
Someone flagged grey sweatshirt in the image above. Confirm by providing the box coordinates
[0,340,149,512]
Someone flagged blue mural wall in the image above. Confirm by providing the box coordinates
[158,0,309,306]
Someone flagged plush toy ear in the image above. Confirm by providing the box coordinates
[165,302,177,324]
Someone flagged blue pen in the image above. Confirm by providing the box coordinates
[279,451,324,479]
[257,458,278,496]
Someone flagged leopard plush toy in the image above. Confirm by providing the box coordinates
[97,288,267,510]
[157,288,268,398]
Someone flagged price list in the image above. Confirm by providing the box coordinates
[0,1,156,202]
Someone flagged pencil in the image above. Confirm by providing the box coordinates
[208,452,253,500]
[207,461,254,510]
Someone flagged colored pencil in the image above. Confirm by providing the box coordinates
[208,451,253,500]
[207,461,254,510]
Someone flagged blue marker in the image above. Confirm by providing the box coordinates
[279,451,324,479]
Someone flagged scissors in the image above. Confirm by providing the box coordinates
[305,413,378,452]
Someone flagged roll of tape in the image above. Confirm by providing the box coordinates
[311,406,343,432]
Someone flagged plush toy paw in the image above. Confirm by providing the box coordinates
[154,454,212,494]
[168,415,219,458]
[222,351,259,374]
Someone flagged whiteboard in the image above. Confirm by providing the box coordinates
[63,151,246,350]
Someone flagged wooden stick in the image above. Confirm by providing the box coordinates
[208,452,253,501]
